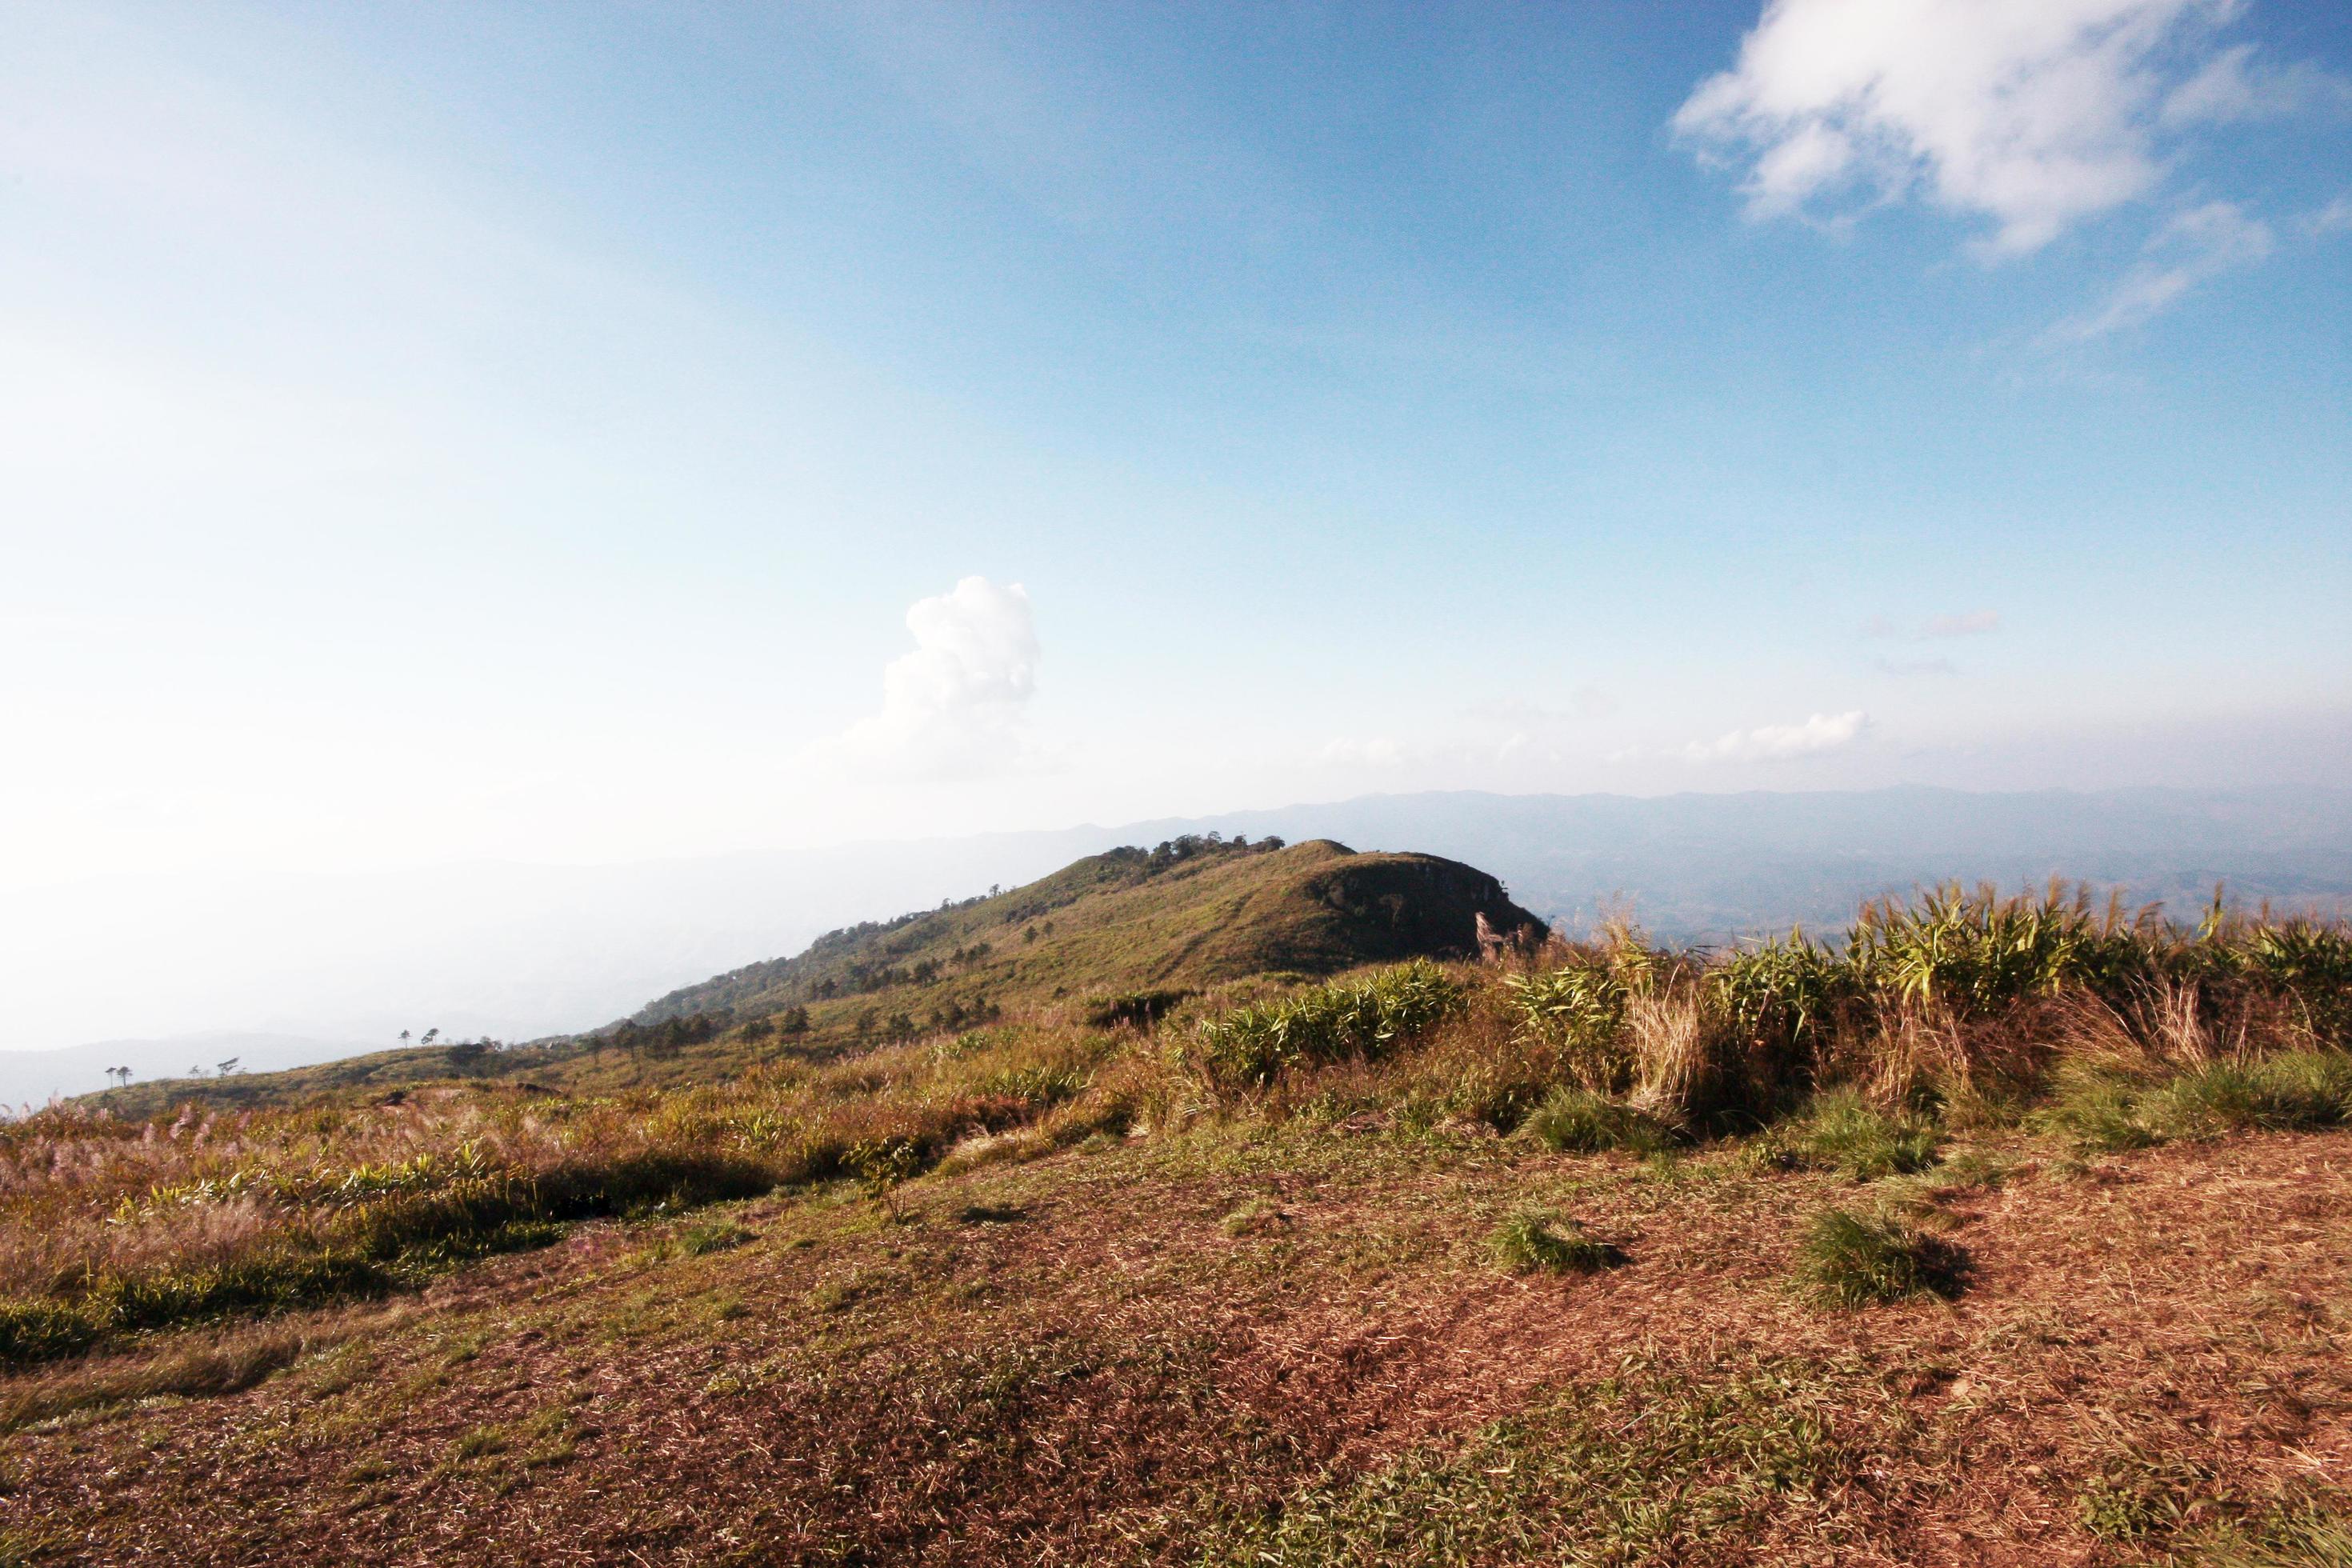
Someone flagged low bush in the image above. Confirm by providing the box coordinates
[1191,962,1467,1089]
[2045,1052,2352,1152]
[1081,990,1191,1030]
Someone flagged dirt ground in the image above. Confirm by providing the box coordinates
[5,1126,2348,1566]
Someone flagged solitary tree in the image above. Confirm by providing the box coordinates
[216,1058,241,1077]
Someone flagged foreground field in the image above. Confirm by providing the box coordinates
[5,1110,2350,1565]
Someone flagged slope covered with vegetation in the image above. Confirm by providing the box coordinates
[87,836,1544,1118]
[6,877,2352,1564]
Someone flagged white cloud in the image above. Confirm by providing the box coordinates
[2162,42,2352,126]
[1674,0,2314,257]
[2049,198,2274,339]
[826,577,1042,780]
[2305,194,2352,237]
[1682,710,1870,763]
[1923,609,2001,638]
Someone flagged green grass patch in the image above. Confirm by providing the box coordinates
[1778,1091,1940,1181]
[1490,1210,1623,1275]
[1792,1208,1962,1308]
[1197,1357,1872,1566]
[2181,1502,2352,1566]
[1191,962,1467,1089]
[1522,1087,1677,1156]
[675,1218,754,1256]
[1221,1197,1288,1238]
[2045,1053,2352,1153]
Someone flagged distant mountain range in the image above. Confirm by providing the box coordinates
[6,785,2346,1107]
[1138,786,2352,940]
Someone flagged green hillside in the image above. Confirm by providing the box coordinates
[90,836,1543,1114]
[630,835,1540,1028]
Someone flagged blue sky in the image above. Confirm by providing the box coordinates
[3,0,2349,890]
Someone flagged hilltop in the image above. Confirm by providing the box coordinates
[86,836,1544,1115]
[626,834,1541,1031]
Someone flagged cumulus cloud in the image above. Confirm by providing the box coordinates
[2049,199,2274,339]
[1674,0,2330,258]
[826,576,1041,780]
[1682,710,1870,763]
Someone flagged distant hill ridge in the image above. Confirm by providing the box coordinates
[624,834,1543,1034]
[81,836,1543,1114]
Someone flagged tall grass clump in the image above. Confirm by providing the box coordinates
[1710,930,1857,1086]
[1793,1207,1960,1307]
[1847,882,2148,1020]
[1772,1090,1941,1181]
[2238,921,2352,1045]
[2043,1050,2352,1153]
[1190,962,1467,1090]
[1490,1210,1622,1275]
[1522,1086,1676,1155]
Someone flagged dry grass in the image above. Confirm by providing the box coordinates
[6,1119,2350,1563]
[0,891,2343,1560]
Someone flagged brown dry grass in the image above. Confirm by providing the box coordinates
[2,1116,2347,1565]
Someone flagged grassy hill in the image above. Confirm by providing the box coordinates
[627,834,1541,1028]
[10,875,2352,1563]
[85,836,1543,1116]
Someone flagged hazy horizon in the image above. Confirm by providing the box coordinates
[6,780,2348,1110]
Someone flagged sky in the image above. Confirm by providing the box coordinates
[5,0,2350,906]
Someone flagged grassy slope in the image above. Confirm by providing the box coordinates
[7,1114,2350,1565]
[624,837,1539,1026]
[16,875,2352,1563]
[86,840,1542,1116]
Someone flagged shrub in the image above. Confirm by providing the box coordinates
[1523,1087,1676,1155]
[1507,962,1634,1093]
[1847,882,2141,1021]
[1081,990,1191,1030]
[1490,1210,1623,1274]
[1793,1208,1960,1307]
[1710,931,1855,1063]
[966,1062,1090,1110]
[1191,962,1466,1089]
[0,1300,100,1364]
[2240,922,2352,1044]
